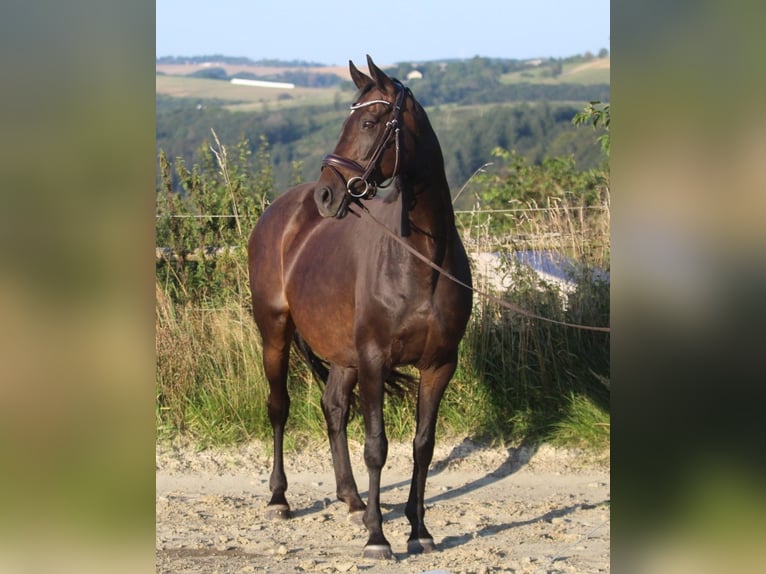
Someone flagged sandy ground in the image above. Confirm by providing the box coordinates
[156,438,609,573]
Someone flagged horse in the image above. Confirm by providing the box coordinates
[247,55,473,560]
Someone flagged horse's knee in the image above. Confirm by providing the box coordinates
[267,392,290,426]
[364,434,388,469]
[320,392,337,417]
[413,432,436,465]
[321,396,346,435]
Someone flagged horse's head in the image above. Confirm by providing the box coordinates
[315,55,413,218]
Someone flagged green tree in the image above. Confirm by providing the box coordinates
[573,101,610,158]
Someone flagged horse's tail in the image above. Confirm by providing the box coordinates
[292,332,417,397]
[292,332,330,383]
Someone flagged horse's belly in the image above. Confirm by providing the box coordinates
[290,300,357,365]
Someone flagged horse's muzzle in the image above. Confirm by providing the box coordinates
[314,185,348,219]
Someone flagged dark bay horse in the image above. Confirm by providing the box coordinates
[247,55,472,559]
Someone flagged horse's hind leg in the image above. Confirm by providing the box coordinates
[405,360,457,553]
[259,313,295,520]
[321,365,365,523]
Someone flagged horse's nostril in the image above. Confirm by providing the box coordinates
[314,186,338,218]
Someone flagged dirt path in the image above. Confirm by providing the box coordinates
[156,438,609,573]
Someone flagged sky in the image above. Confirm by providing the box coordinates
[156,0,610,65]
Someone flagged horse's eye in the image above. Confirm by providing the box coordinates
[362,119,377,129]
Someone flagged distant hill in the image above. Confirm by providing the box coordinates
[156,54,609,191]
[156,54,610,87]
[156,55,327,67]
[157,55,609,101]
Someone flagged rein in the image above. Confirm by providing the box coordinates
[321,82,408,202]
[323,80,610,333]
[354,205,611,334]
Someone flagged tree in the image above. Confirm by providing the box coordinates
[573,101,610,158]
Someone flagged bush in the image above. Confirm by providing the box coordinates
[156,132,272,305]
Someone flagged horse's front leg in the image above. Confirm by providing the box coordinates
[357,358,392,559]
[321,365,365,523]
[405,360,457,553]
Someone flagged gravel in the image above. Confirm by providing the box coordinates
[156,437,609,573]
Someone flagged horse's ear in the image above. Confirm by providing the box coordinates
[349,60,372,90]
[366,55,396,94]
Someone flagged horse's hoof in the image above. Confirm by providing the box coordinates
[407,537,437,554]
[347,510,365,526]
[264,504,291,520]
[362,544,394,560]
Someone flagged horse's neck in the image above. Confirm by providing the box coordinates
[402,107,456,243]
[410,180,453,230]
[380,114,459,265]
[399,172,457,264]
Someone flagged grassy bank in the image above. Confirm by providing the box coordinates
[156,134,610,452]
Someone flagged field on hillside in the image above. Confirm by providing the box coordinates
[156,57,610,112]
[500,58,610,85]
[156,58,610,85]
[155,75,341,111]
[156,61,351,112]
[562,58,611,83]
[156,62,353,79]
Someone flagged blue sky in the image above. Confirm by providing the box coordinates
[156,0,610,65]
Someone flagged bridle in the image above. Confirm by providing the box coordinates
[321,81,409,206]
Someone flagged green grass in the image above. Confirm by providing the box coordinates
[550,392,611,450]
[155,287,270,447]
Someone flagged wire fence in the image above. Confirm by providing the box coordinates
[155,205,609,219]
[155,204,609,260]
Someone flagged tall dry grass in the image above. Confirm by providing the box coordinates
[447,197,610,448]
[155,135,610,450]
